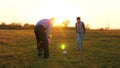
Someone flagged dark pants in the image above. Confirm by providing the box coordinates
[34,25,49,58]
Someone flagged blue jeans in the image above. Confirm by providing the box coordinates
[77,33,84,50]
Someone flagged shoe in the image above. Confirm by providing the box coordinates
[38,53,42,56]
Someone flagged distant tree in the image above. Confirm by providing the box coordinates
[29,24,35,28]
[15,23,22,27]
[0,22,7,29]
[23,23,34,29]
[86,24,91,30]
[62,19,70,27]
[105,24,110,30]
[0,22,6,26]
[6,22,22,29]
[98,28,104,31]
[24,23,30,27]
[10,22,22,26]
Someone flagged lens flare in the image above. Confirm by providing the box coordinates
[61,44,66,50]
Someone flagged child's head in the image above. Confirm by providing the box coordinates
[76,17,81,22]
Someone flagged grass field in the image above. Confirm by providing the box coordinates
[0,29,120,68]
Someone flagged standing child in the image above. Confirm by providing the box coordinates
[75,17,86,50]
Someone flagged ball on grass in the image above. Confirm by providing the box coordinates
[63,51,67,55]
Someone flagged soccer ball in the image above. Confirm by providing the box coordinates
[63,51,67,55]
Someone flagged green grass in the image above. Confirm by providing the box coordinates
[0,29,120,68]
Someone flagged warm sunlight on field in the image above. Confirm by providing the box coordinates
[0,29,120,68]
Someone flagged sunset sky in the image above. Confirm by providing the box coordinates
[0,0,120,29]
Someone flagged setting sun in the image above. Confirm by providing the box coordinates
[53,17,70,26]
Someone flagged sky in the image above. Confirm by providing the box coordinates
[0,0,120,29]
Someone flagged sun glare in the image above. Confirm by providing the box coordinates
[53,18,65,26]
[0,0,119,29]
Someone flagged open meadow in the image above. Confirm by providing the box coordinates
[0,28,120,68]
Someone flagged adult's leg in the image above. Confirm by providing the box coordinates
[34,26,43,56]
[41,33,49,58]
[37,26,49,58]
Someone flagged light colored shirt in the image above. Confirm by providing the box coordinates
[36,19,53,37]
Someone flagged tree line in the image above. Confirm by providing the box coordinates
[1,21,108,30]
[0,22,34,29]
[0,22,91,30]
[0,22,75,30]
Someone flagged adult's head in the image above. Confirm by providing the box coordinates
[50,17,55,25]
